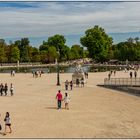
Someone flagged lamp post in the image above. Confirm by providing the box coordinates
[56,52,60,86]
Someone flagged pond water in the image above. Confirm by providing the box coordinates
[0,65,122,73]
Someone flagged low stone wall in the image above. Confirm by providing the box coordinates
[98,84,140,96]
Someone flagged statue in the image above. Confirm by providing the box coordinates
[72,64,86,84]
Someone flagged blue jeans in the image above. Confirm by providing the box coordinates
[57,100,62,109]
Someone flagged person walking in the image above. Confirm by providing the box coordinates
[134,71,137,78]
[130,71,133,78]
[10,83,14,96]
[4,112,12,134]
[56,90,63,109]
[63,93,70,110]
[76,79,80,87]
[114,70,116,76]
[108,73,111,80]
[0,84,2,96]
[69,81,73,90]
[4,83,8,96]
[0,83,4,96]
[86,72,88,79]
[81,77,84,87]
[65,80,69,90]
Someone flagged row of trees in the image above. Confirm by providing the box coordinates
[80,25,140,62]
[0,36,88,63]
[0,25,140,63]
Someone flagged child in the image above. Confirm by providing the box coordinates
[63,93,70,110]
[4,112,12,134]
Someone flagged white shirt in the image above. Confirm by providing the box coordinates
[5,117,11,124]
[63,95,70,103]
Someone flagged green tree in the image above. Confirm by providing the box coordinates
[47,34,66,61]
[15,38,30,62]
[40,50,48,63]
[80,25,113,62]
[11,45,20,62]
[31,47,40,62]
[0,39,7,62]
[46,46,57,63]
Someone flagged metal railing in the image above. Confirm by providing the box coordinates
[104,78,140,86]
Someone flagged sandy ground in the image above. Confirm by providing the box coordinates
[0,70,140,138]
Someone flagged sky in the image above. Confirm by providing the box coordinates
[0,1,140,47]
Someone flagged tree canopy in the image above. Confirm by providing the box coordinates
[80,25,113,62]
[0,26,140,63]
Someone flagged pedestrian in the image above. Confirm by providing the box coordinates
[63,93,70,110]
[84,72,88,79]
[4,112,12,134]
[69,81,73,90]
[4,83,8,96]
[0,83,4,96]
[56,90,63,109]
[39,70,41,77]
[114,70,116,76]
[87,72,88,79]
[108,73,111,80]
[76,79,80,87]
[134,71,137,78]
[130,71,133,78]
[32,71,35,77]
[12,70,15,76]
[10,83,14,96]
[65,80,69,90]
[81,77,84,87]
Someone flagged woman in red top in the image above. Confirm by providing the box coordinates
[56,90,63,109]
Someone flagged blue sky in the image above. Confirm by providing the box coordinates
[0,2,140,47]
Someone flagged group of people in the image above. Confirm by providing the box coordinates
[10,70,15,77]
[108,70,116,80]
[84,72,88,79]
[0,112,12,135]
[64,80,73,90]
[76,77,84,87]
[129,71,137,78]
[56,90,70,110]
[32,70,44,78]
[0,83,14,96]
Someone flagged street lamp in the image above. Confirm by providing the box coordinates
[56,51,60,86]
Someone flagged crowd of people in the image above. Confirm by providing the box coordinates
[58,73,88,110]
[0,83,14,96]
[107,67,139,80]
[0,69,89,137]
[32,70,44,78]
[0,112,12,135]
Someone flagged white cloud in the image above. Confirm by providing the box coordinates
[0,2,140,38]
